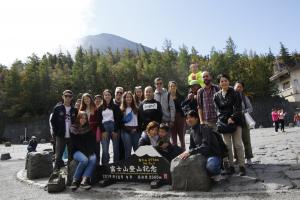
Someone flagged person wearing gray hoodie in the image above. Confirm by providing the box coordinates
[154,77,176,128]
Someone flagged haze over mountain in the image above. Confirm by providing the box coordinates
[74,33,153,53]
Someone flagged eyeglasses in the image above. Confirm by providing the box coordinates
[64,95,73,98]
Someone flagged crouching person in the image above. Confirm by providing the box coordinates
[70,111,97,191]
[178,110,223,181]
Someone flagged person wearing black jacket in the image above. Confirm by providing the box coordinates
[97,89,122,165]
[213,74,245,176]
[138,86,163,131]
[50,90,77,170]
[179,111,224,178]
[181,80,201,116]
[69,111,97,191]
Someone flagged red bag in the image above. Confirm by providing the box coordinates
[96,127,102,142]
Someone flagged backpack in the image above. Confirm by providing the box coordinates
[46,172,66,193]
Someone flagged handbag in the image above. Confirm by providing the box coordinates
[244,112,256,129]
[47,172,66,193]
[122,111,133,123]
[216,121,237,134]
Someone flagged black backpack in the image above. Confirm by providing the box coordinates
[46,172,66,193]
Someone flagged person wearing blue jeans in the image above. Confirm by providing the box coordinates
[179,110,225,180]
[70,111,97,190]
[101,121,120,164]
[120,91,141,159]
[97,89,123,165]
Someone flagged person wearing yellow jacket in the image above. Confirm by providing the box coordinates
[188,63,204,87]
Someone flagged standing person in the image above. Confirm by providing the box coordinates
[213,74,246,176]
[75,99,81,110]
[69,111,96,191]
[113,87,124,106]
[94,95,103,108]
[134,86,144,107]
[154,77,175,129]
[168,81,185,149]
[271,108,279,132]
[234,81,254,165]
[79,93,100,164]
[138,86,163,131]
[188,63,204,87]
[97,89,122,165]
[181,80,201,115]
[113,87,125,161]
[120,91,140,159]
[278,109,286,132]
[51,90,77,171]
[294,113,300,127]
[197,71,219,130]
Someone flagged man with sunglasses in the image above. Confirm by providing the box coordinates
[51,90,77,171]
[113,87,124,106]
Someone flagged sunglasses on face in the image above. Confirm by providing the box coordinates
[116,91,123,95]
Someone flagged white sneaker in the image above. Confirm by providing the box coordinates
[211,174,226,182]
[246,159,252,165]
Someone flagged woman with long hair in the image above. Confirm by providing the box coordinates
[120,91,140,159]
[133,86,144,107]
[97,89,122,165]
[70,111,96,191]
[79,93,100,164]
[168,81,185,150]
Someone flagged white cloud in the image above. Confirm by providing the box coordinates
[0,0,95,66]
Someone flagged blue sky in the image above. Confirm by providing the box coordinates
[0,0,299,65]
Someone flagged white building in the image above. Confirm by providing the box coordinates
[270,61,300,109]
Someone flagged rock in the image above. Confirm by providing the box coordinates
[43,148,54,158]
[27,151,53,179]
[23,141,29,145]
[5,142,11,147]
[67,160,102,186]
[1,153,11,160]
[40,139,46,144]
[170,154,212,191]
[284,170,300,179]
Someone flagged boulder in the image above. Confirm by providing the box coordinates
[5,142,11,147]
[170,154,212,191]
[1,153,11,160]
[40,139,46,144]
[27,151,53,179]
[67,160,102,186]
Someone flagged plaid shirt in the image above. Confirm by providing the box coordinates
[197,85,219,121]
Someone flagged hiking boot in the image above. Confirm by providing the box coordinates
[239,166,246,176]
[80,178,92,190]
[70,180,80,191]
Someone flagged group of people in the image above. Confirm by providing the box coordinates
[49,63,255,190]
[271,108,287,132]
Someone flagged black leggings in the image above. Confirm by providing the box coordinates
[279,119,285,131]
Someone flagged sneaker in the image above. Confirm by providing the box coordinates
[211,174,226,182]
[239,166,246,176]
[80,178,92,190]
[70,180,80,191]
[246,159,252,166]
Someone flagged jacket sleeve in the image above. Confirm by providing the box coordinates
[138,104,144,131]
[231,91,242,122]
[169,96,176,122]
[113,105,123,132]
[96,107,105,132]
[244,95,253,113]
[50,107,58,136]
[213,94,220,117]
[157,101,163,123]
[189,126,211,157]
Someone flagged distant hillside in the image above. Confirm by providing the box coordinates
[76,33,153,53]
